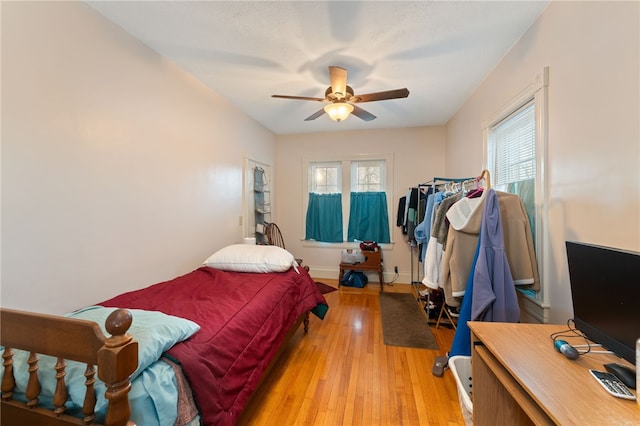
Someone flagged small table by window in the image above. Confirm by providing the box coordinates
[338,250,385,292]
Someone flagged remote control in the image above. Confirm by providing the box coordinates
[589,370,636,400]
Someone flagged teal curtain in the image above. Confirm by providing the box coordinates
[305,193,343,242]
[347,192,390,243]
[506,179,536,245]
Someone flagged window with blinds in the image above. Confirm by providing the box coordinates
[487,101,535,186]
[487,100,537,243]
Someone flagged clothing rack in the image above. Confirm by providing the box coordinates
[409,176,476,287]
[410,174,494,328]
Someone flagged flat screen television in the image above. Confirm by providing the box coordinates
[566,241,640,364]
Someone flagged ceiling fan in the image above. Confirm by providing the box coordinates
[271,66,409,122]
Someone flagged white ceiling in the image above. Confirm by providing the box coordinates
[87,1,549,135]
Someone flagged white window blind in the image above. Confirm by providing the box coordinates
[488,101,536,186]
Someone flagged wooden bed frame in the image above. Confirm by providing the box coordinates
[1,307,311,426]
[1,308,138,426]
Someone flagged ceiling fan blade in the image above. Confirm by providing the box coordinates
[272,94,326,102]
[329,66,348,99]
[353,88,410,103]
[304,108,326,121]
[351,105,376,121]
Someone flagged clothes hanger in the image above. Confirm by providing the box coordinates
[462,178,475,195]
[477,169,492,189]
[465,170,491,198]
[466,178,483,198]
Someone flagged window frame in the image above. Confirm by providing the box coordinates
[302,153,394,247]
[482,67,550,319]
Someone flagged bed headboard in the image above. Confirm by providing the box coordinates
[1,307,138,426]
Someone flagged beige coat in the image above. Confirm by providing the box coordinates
[441,190,540,307]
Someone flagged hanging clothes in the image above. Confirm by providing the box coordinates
[412,176,479,292]
[448,236,481,357]
[440,189,540,307]
[435,177,533,369]
[471,189,520,322]
[396,196,407,230]
[414,190,442,264]
[448,189,524,357]
[405,187,420,243]
[439,191,485,305]
[422,192,463,291]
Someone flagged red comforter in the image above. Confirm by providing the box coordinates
[99,266,328,426]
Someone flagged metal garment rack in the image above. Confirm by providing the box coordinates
[409,176,476,326]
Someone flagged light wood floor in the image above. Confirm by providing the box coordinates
[238,279,465,426]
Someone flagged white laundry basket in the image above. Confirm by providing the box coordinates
[449,355,473,426]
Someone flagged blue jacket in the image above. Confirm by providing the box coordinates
[414,191,444,263]
[448,237,480,357]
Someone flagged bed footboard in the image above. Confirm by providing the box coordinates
[1,308,138,426]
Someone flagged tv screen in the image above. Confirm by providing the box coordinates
[566,241,640,364]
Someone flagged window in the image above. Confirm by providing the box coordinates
[309,162,341,194]
[351,160,385,192]
[348,160,390,243]
[303,155,393,244]
[483,67,549,319]
[305,162,343,243]
[487,101,536,238]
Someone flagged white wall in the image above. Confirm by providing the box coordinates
[275,126,446,283]
[1,2,276,314]
[445,1,639,323]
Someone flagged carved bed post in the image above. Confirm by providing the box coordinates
[303,311,310,333]
[97,309,138,426]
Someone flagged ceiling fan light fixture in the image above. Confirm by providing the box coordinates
[324,102,354,122]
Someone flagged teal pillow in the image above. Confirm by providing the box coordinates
[66,306,200,379]
[1,306,199,417]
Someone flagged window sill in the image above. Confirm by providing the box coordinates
[515,287,549,308]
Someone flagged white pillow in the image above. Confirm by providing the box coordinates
[203,244,297,273]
